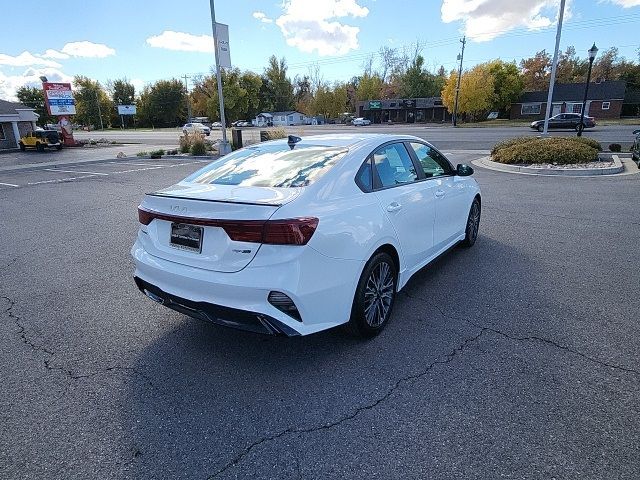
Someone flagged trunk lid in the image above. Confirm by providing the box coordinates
[138,183,300,273]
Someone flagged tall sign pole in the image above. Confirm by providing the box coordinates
[209,0,231,154]
[542,0,566,135]
[452,36,465,127]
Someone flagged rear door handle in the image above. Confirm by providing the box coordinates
[435,190,445,198]
[386,202,402,213]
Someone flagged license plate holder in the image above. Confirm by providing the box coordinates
[170,223,203,253]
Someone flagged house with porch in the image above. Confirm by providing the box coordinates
[0,100,38,150]
[510,81,626,120]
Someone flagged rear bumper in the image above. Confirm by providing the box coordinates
[134,277,300,336]
[131,237,364,336]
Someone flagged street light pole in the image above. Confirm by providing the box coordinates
[577,43,598,137]
[452,36,465,127]
[209,0,231,154]
[542,0,566,135]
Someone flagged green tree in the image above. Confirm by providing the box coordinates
[556,46,588,83]
[73,76,113,129]
[313,82,348,119]
[355,73,383,102]
[261,56,294,112]
[592,47,619,81]
[397,55,441,98]
[486,60,524,112]
[190,69,262,123]
[136,79,185,128]
[107,78,136,127]
[16,86,55,126]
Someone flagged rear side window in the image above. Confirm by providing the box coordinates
[184,144,348,188]
[409,143,453,178]
[355,159,373,192]
[373,143,418,188]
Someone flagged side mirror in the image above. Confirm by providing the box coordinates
[456,164,474,176]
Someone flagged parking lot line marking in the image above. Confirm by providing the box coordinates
[110,166,165,174]
[28,174,100,185]
[106,161,165,166]
[0,182,19,187]
[44,168,109,176]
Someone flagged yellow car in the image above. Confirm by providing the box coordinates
[19,130,62,152]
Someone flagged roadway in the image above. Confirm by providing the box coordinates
[73,123,640,151]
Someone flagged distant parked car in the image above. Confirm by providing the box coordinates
[530,113,596,132]
[182,123,211,136]
[19,130,62,152]
[210,122,222,128]
[632,129,640,166]
[352,117,371,126]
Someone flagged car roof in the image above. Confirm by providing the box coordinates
[263,133,422,150]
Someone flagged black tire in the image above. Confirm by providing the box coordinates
[536,125,543,132]
[19,142,25,151]
[36,142,44,152]
[575,123,584,132]
[460,198,481,248]
[56,145,62,150]
[345,252,397,338]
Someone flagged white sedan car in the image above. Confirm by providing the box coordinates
[182,122,211,136]
[132,134,481,337]
[352,117,372,126]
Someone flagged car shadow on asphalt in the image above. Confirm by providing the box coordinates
[116,233,547,477]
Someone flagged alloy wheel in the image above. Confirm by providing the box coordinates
[467,201,480,242]
[363,261,395,328]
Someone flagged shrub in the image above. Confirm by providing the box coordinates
[608,143,622,152]
[490,137,536,156]
[190,137,207,156]
[574,137,602,151]
[149,149,165,159]
[136,151,148,157]
[180,132,204,153]
[492,137,599,165]
[265,127,287,140]
[166,149,178,155]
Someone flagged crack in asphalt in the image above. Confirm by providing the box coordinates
[1,295,159,392]
[412,296,640,377]
[206,328,487,479]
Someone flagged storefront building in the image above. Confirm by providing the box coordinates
[356,97,450,124]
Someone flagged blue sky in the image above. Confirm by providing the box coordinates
[1,0,639,100]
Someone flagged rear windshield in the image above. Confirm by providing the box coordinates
[184,144,348,188]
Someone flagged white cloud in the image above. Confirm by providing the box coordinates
[146,31,214,53]
[441,0,568,42]
[0,67,73,101]
[276,0,369,56]
[130,78,146,93]
[61,41,116,58]
[253,11,274,23]
[606,0,640,6]
[0,51,62,68]
[39,49,70,60]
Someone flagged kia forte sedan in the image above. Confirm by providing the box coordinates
[132,134,481,337]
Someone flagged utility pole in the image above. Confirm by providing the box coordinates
[542,0,566,135]
[182,74,192,122]
[209,0,231,154]
[95,90,104,130]
[452,36,466,127]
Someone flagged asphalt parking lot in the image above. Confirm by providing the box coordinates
[1,146,640,479]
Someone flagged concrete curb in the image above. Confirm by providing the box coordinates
[473,155,624,176]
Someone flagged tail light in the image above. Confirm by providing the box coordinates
[138,207,318,245]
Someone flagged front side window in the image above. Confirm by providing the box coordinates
[372,143,418,188]
[409,143,453,178]
[184,144,347,188]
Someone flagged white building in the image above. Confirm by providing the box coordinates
[0,100,38,150]
[270,111,310,126]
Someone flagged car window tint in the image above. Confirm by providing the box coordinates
[409,143,451,178]
[355,159,372,192]
[184,144,348,188]
[373,143,418,188]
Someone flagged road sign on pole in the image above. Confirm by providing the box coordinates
[209,0,231,155]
